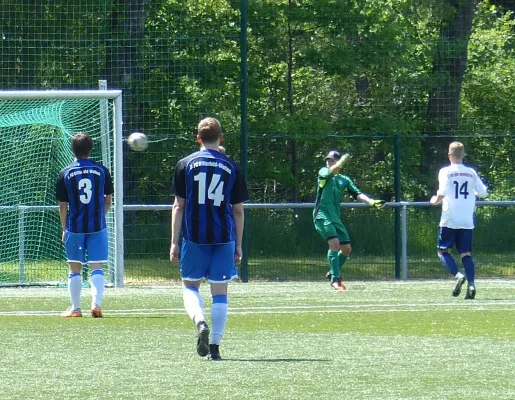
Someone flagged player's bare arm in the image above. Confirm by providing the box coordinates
[432,166,449,205]
[170,196,185,263]
[430,194,444,205]
[357,193,386,208]
[59,201,67,242]
[473,172,488,198]
[232,203,245,264]
[104,194,112,214]
[357,193,372,204]
[328,153,350,174]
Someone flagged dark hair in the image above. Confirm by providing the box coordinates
[197,117,222,144]
[71,132,93,158]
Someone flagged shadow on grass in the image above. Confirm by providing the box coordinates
[470,297,514,301]
[222,358,331,363]
[105,314,177,319]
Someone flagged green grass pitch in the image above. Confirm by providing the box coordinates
[1,280,514,399]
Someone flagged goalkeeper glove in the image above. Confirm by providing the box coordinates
[368,199,386,209]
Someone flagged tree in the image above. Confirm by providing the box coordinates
[417,0,476,199]
[104,0,152,131]
[426,0,476,135]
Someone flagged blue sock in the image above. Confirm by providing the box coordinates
[461,255,475,285]
[439,253,459,276]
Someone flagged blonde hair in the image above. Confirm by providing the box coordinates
[197,117,222,144]
[448,141,465,159]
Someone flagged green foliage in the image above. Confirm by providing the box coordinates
[1,1,514,203]
[460,2,515,199]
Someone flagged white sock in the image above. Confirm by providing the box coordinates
[183,286,205,325]
[456,272,465,279]
[210,301,228,345]
[68,273,82,310]
[90,269,105,307]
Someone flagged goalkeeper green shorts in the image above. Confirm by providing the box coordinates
[314,219,350,244]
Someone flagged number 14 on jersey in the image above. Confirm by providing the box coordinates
[453,181,469,199]
[194,172,225,206]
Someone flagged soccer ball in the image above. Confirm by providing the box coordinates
[127,132,148,152]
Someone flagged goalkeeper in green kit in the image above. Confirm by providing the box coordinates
[314,151,385,290]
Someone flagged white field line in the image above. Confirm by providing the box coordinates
[1,301,514,316]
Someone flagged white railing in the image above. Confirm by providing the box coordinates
[2,201,514,285]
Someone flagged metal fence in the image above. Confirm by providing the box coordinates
[123,201,515,284]
[1,201,513,286]
[1,2,515,286]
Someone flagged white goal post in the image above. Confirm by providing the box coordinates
[0,90,124,287]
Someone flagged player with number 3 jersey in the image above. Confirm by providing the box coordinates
[56,132,113,318]
[430,142,487,300]
[57,159,113,234]
[171,117,248,361]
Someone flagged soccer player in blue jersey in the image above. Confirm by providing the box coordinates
[430,142,487,299]
[170,117,249,360]
[56,133,114,318]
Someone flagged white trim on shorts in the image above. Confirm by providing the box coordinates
[182,277,204,282]
[67,259,86,264]
[66,259,108,264]
[207,273,239,284]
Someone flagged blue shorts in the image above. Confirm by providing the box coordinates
[64,229,109,264]
[437,227,473,254]
[180,240,238,283]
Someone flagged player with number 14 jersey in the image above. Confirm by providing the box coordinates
[436,163,487,229]
[431,141,488,301]
[170,117,248,362]
[173,150,248,245]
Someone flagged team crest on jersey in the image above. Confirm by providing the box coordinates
[336,177,345,188]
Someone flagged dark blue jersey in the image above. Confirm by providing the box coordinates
[56,159,114,234]
[172,149,249,244]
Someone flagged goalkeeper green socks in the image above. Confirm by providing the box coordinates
[338,251,348,269]
[327,250,340,280]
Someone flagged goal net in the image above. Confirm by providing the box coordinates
[0,91,123,287]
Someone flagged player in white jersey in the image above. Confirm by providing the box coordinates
[430,142,487,299]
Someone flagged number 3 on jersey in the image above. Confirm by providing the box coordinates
[194,172,225,206]
[78,178,93,204]
[453,181,469,199]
